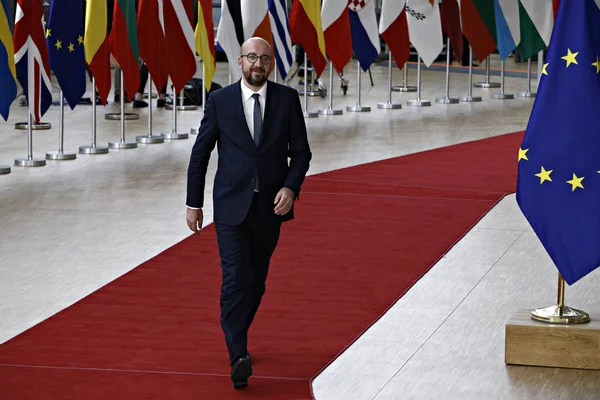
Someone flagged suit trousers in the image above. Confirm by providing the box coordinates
[215,192,282,365]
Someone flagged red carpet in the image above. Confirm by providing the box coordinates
[0,131,524,399]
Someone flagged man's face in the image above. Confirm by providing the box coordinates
[238,40,272,86]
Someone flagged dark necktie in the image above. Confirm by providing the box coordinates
[252,93,262,146]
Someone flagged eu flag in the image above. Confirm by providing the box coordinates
[46,0,86,109]
[516,0,600,285]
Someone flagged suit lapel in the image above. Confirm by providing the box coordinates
[231,81,256,153]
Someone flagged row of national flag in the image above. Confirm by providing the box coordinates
[216,0,556,85]
[0,0,216,123]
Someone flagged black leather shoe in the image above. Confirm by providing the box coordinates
[231,356,252,389]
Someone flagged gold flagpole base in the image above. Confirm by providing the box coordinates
[531,305,590,324]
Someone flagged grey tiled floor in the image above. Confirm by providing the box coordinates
[1,55,599,399]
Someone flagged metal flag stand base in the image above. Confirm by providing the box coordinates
[46,91,76,160]
[346,61,371,112]
[407,55,431,107]
[517,58,536,98]
[109,71,137,149]
[165,89,198,111]
[459,46,482,102]
[136,74,164,144]
[0,165,10,174]
[378,52,402,110]
[301,53,318,118]
[435,38,459,104]
[15,113,46,167]
[15,121,51,130]
[79,78,109,154]
[531,273,590,324]
[392,62,417,92]
[491,60,514,100]
[105,113,139,120]
[475,56,501,88]
[318,61,343,115]
[162,85,189,139]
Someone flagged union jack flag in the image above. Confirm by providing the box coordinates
[13,0,52,123]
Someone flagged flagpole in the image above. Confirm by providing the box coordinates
[46,91,77,160]
[378,51,401,109]
[392,62,416,92]
[136,73,164,144]
[302,52,318,118]
[318,60,343,115]
[162,84,189,139]
[15,48,46,167]
[79,78,109,154]
[346,60,370,112]
[474,56,500,88]
[531,272,590,324]
[436,37,459,104]
[15,111,46,167]
[491,60,514,100]
[407,55,431,107]
[109,70,138,149]
[460,45,482,102]
[517,58,536,98]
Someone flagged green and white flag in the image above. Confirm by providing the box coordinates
[516,0,553,60]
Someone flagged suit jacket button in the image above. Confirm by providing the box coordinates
[251,179,255,184]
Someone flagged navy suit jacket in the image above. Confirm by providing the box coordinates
[186,80,312,226]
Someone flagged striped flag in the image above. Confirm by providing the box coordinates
[84,0,111,104]
[516,0,553,61]
[163,0,196,93]
[13,0,52,123]
[321,0,352,73]
[195,0,216,90]
[493,0,520,60]
[348,0,381,71]
[379,0,410,71]
[138,0,168,92]
[458,0,497,62]
[109,0,140,99]
[290,0,327,77]
[268,0,293,79]
[0,0,17,120]
[441,0,463,60]
[217,0,243,81]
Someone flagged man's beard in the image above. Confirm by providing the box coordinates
[244,67,267,86]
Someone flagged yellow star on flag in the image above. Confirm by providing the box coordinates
[518,148,529,162]
[542,63,549,75]
[68,43,75,53]
[593,56,600,74]
[78,35,83,45]
[54,40,62,50]
[535,167,553,184]
[45,29,51,37]
[567,173,584,191]
[562,49,579,68]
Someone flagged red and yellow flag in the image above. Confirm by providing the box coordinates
[290,0,326,77]
[84,0,111,104]
[195,0,215,91]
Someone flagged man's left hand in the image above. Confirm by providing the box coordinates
[274,188,294,215]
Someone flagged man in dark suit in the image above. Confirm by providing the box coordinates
[186,37,312,390]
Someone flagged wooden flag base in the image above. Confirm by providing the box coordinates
[506,309,600,370]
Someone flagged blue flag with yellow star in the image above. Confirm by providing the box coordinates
[516,0,600,285]
[46,0,86,109]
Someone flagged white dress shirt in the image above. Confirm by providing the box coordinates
[240,79,267,140]
[187,80,267,209]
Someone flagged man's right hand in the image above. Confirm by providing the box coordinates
[187,208,204,235]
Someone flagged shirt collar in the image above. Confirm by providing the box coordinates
[240,79,268,103]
